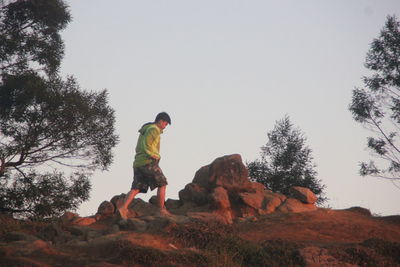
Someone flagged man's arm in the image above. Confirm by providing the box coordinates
[143,127,160,160]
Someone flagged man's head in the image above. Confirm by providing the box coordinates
[155,112,171,130]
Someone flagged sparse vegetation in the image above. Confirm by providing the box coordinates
[349,15,400,186]
[362,238,400,264]
[247,115,327,204]
[0,0,118,218]
[169,219,305,267]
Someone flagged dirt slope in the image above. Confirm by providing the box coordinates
[238,208,400,244]
[1,207,400,267]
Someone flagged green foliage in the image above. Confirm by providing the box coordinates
[0,73,117,172]
[0,171,91,218]
[247,116,326,204]
[0,1,118,218]
[349,15,400,185]
[0,0,70,75]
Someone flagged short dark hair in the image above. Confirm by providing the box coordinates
[155,112,171,125]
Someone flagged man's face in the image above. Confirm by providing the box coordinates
[159,120,169,130]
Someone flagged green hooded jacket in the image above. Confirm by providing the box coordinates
[133,123,162,168]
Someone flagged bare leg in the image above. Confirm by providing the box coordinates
[157,185,171,216]
[157,185,166,209]
[123,189,140,209]
[118,189,139,219]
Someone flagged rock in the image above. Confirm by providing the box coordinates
[94,213,102,221]
[110,194,126,210]
[73,217,96,226]
[187,210,233,224]
[210,186,231,210]
[192,165,211,189]
[250,182,267,194]
[178,183,208,205]
[149,195,158,205]
[165,199,182,210]
[97,201,115,217]
[239,205,258,218]
[167,214,191,224]
[290,186,317,204]
[278,198,317,213]
[209,154,252,192]
[262,192,286,214]
[169,201,208,216]
[60,212,79,223]
[129,198,157,217]
[237,182,269,211]
[95,155,323,225]
[239,191,264,210]
[215,210,233,224]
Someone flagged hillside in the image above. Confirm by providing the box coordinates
[1,155,399,267]
[1,208,400,266]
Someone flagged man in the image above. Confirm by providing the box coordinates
[118,112,171,219]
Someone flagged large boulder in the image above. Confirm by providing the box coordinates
[192,165,211,189]
[209,154,252,192]
[179,154,253,204]
[210,186,231,210]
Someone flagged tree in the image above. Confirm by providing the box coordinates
[247,116,326,204]
[349,15,400,189]
[0,0,119,218]
[0,0,70,75]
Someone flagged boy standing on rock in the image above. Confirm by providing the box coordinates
[118,112,171,219]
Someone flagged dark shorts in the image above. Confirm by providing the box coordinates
[131,161,168,193]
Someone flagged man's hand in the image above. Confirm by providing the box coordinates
[150,155,160,163]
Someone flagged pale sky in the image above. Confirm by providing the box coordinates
[60,0,400,216]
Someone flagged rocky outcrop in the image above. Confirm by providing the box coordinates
[90,154,319,225]
[174,154,319,222]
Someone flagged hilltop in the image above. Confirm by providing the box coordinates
[1,155,399,267]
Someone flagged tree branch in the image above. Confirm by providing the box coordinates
[369,112,400,155]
